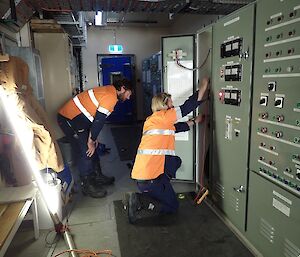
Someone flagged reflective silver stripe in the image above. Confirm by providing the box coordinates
[87,89,111,116]
[88,89,99,107]
[143,129,175,135]
[137,149,176,155]
[73,96,94,122]
[175,106,182,120]
[97,106,111,116]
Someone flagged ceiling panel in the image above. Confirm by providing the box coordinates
[0,0,254,45]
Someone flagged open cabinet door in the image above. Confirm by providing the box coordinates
[162,35,195,181]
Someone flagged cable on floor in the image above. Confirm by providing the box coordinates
[45,229,60,246]
[53,248,116,257]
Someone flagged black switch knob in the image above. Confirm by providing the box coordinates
[268,82,276,91]
[274,98,283,108]
[260,98,266,104]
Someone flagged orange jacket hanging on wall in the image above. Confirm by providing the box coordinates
[58,85,118,122]
[131,108,178,180]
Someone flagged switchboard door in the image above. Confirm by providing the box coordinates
[162,35,195,181]
[196,26,213,187]
[211,4,255,231]
[247,171,300,257]
[249,0,300,198]
[247,0,300,255]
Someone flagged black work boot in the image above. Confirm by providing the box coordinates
[80,176,107,198]
[127,193,161,224]
[127,192,139,224]
[92,161,115,185]
[122,192,131,210]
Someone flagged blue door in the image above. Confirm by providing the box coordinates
[101,56,134,123]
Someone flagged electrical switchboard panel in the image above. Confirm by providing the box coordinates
[249,0,300,198]
[211,4,255,231]
[149,52,162,97]
[142,58,151,117]
[247,0,300,255]
[247,172,300,257]
[142,52,162,118]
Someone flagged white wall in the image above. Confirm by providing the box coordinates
[169,14,219,34]
[82,26,170,120]
[19,23,32,47]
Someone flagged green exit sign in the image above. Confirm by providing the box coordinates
[108,45,123,53]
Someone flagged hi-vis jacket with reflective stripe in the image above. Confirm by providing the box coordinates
[131,107,182,180]
[58,86,117,122]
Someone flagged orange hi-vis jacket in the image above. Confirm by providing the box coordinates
[132,107,180,180]
[58,85,118,121]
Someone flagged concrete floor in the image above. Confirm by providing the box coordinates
[4,124,194,257]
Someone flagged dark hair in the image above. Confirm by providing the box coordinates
[113,78,133,92]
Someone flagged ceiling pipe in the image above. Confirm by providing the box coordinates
[169,0,191,20]
[9,0,17,22]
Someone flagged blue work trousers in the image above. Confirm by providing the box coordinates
[57,114,98,177]
[137,155,182,214]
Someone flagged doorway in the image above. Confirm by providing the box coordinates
[97,54,136,123]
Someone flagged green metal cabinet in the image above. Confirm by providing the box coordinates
[247,171,300,257]
[211,4,255,231]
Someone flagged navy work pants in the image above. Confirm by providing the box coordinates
[137,155,182,214]
[57,114,99,177]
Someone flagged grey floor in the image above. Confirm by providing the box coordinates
[4,124,194,257]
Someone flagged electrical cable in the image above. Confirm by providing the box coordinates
[175,48,211,71]
[45,229,61,246]
[194,92,210,204]
[53,248,116,257]
[199,96,209,190]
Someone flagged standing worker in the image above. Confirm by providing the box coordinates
[57,78,133,198]
[126,77,209,223]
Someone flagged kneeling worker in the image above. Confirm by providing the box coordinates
[58,79,133,198]
[127,77,209,223]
